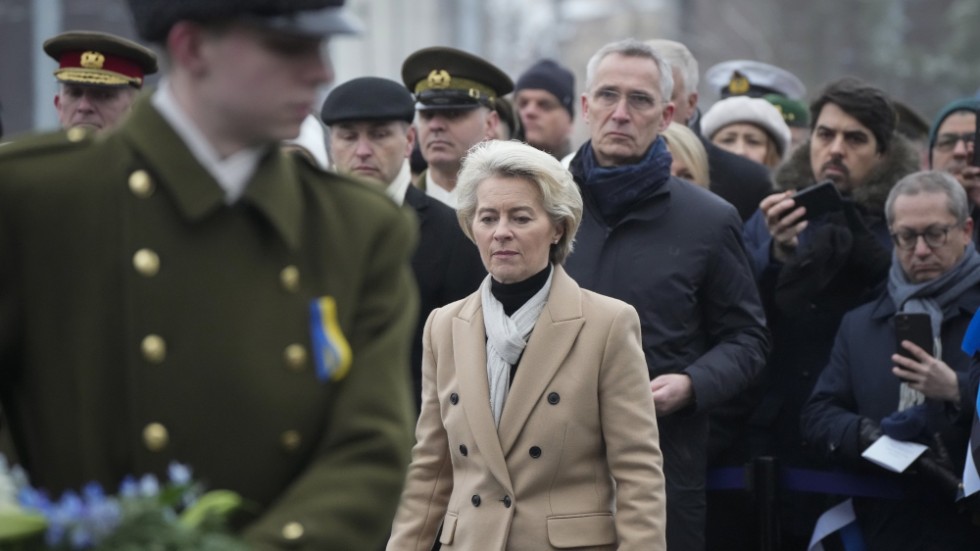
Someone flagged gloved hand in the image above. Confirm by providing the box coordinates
[858,417,883,451]
[912,433,962,499]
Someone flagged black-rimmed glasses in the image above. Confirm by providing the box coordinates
[890,225,956,250]
[933,132,975,152]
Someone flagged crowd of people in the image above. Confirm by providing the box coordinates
[2,0,980,549]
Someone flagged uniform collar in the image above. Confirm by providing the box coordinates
[120,94,304,251]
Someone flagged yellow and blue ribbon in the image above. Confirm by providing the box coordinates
[309,296,352,382]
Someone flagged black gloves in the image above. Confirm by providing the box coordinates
[858,416,883,451]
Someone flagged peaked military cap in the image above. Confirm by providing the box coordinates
[763,94,809,129]
[705,60,806,100]
[401,47,513,111]
[127,0,361,42]
[320,77,415,125]
[43,31,158,88]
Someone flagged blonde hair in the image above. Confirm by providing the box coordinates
[456,140,583,264]
[661,123,710,187]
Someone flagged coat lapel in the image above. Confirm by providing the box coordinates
[453,293,514,494]
[497,266,585,455]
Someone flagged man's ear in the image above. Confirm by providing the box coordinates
[484,108,500,139]
[167,21,210,76]
[405,125,417,158]
[580,93,590,121]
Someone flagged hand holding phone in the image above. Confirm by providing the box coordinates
[784,181,844,221]
[894,312,933,361]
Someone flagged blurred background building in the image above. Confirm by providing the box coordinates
[2,0,979,139]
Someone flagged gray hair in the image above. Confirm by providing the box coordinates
[456,140,583,265]
[885,170,970,227]
[645,39,698,96]
[584,38,674,103]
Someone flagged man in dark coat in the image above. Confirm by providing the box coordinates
[740,78,919,548]
[320,76,485,411]
[0,2,418,549]
[928,98,980,247]
[802,170,980,550]
[563,38,769,551]
[647,39,774,222]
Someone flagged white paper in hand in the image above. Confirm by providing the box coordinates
[861,435,928,473]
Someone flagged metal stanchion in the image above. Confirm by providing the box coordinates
[752,456,780,551]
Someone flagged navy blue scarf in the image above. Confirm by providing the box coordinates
[572,137,672,226]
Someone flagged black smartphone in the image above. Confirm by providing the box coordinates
[786,181,843,221]
[894,312,933,360]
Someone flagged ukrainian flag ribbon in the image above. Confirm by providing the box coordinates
[309,296,352,382]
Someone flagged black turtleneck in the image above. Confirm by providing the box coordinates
[490,264,552,316]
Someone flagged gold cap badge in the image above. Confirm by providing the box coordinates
[427,69,451,89]
[728,71,750,95]
[80,51,106,69]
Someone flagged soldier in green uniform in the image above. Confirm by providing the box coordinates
[0,1,418,550]
[401,46,513,208]
[44,30,158,132]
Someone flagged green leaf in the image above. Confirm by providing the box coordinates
[0,510,47,540]
[179,491,242,529]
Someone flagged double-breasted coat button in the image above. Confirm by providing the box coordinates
[133,248,160,277]
[471,495,481,507]
[529,446,542,459]
[281,430,302,452]
[282,521,304,540]
[128,170,154,198]
[547,392,560,405]
[450,392,459,405]
[141,334,166,364]
[283,344,308,371]
[66,127,87,142]
[143,423,168,451]
[280,266,300,293]
[502,495,512,508]
[459,444,468,456]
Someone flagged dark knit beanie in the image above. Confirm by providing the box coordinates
[927,97,980,167]
[515,59,576,120]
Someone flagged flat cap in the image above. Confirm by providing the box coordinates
[43,31,157,88]
[402,46,513,111]
[320,77,415,125]
[127,0,360,42]
[705,60,806,100]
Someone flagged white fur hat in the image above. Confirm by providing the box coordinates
[701,96,792,158]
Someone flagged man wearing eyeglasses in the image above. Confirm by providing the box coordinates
[563,38,769,551]
[739,78,920,548]
[802,170,980,550]
[929,99,980,246]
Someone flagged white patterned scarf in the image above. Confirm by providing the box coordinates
[480,268,554,427]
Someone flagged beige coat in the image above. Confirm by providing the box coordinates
[388,266,666,551]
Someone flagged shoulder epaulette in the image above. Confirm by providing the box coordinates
[0,127,95,160]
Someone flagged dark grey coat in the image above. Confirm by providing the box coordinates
[565,155,769,551]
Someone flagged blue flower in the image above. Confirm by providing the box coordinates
[168,462,192,486]
[138,474,160,498]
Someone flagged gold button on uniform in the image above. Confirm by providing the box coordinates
[133,248,160,277]
[128,170,155,198]
[282,521,304,541]
[281,430,302,452]
[284,344,307,371]
[143,423,169,451]
[66,127,87,142]
[280,266,300,292]
[141,334,166,364]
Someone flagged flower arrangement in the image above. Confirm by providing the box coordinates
[0,455,249,550]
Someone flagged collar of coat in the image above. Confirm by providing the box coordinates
[773,132,920,214]
[118,96,306,251]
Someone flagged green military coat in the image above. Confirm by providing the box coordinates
[0,98,418,550]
